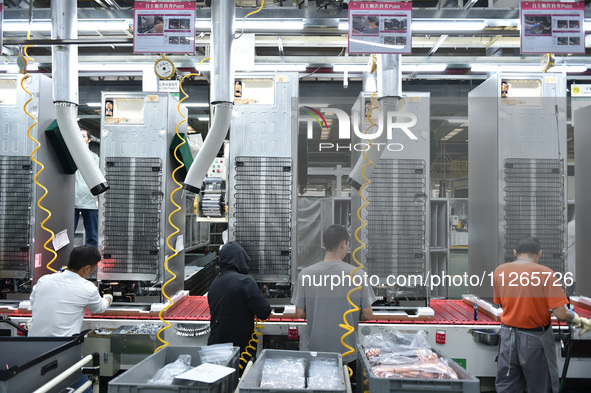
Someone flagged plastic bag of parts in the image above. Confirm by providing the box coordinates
[307,357,342,390]
[361,330,458,380]
[361,328,429,350]
[198,343,234,365]
[260,358,306,389]
[147,354,192,385]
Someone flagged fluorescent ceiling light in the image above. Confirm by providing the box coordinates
[333,64,368,72]
[79,20,131,31]
[334,64,446,73]
[243,20,305,31]
[249,64,307,72]
[85,102,102,107]
[199,19,305,32]
[400,64,447,72]
[551,65,588,73]
[471,64,540,73]
[2,20,52,32]
[3,19,130,32]
[471,64,588,73]
[412,19,486,32]
[79,63,145,71]
[182,103,209,108]
[0,63,38,72]
[197,116,210,122]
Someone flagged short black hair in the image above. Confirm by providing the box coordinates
[514,236,541,255]
[154,16,164,23]
[68,245,102,271]
[322,225,350,251]
[367,16,377,23]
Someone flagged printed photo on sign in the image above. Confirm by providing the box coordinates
[137,15,165,34]
[383,18,407,32]
[351,15,380,36]
[169,18,191,30]
[523,16,552,36]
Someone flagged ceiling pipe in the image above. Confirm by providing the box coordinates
[183,0,235,194]
[51,0,109,195]
[347,54,402,190]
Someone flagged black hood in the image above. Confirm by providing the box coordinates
[219,242,250,274]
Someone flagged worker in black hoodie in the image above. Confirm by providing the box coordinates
[207,242,272,353]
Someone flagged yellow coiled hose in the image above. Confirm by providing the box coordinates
[236,0,264,40]
[239,318,265,370]
[339,91,379,377]
[20,45,58,273]
[156,58,210,352]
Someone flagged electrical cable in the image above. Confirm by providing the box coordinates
[21,39,58,273]
[238,318,265,370]
[339,91,379,377]
[236,0,264,40]
[156,59,210,352]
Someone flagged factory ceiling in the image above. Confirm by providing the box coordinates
[1,1,588,187]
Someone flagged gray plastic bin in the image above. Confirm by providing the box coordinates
[0,333,85,393]
[238,349,346,393]
[108,346,239,393]
[357,345,480,393]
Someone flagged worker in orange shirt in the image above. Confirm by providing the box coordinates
[493,236,591,393]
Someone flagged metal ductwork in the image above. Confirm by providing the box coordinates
[348,54,402,190]
[51,0,109,196]
[183,0,235,194]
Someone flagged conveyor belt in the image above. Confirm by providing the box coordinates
[9,298,591,324]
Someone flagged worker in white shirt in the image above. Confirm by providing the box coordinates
[28,245,113,337]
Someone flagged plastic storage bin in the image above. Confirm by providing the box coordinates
[0,333,86,393]
[238,349,346,393]
[356,345,480,393]
[108,346,239,393]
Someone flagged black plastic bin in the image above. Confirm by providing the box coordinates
[0,333,86,393]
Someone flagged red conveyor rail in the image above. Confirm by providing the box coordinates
[8,297,591,324]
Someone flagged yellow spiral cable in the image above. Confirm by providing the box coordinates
[156,59,210,352]
[20,45,58,273]
[238,318,265,369]
[339,92,379,376]
[236,0,265,40]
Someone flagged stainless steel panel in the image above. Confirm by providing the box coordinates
[351,93,430,295]
[469,73,567,297]
[468,75,500,298]
[99,92,186,298]
[229,74,298,283]
[0,74,74,281]
[574,106,591,297]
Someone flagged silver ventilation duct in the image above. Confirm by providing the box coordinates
[51,0,109,195]
[184,0,235,193]
[348,54,402,190]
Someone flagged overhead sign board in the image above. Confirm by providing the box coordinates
[348,1,412,55]
[134,1,196,54]
[520,1,585,54]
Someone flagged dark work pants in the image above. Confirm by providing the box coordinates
[75,209,98,248]
[496,325,558,393]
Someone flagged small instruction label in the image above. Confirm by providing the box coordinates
[175,235,184,252]
[52,229,70,251]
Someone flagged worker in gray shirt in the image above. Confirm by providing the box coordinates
[292,225,377,365]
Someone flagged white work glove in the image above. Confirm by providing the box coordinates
[570,311,591,336]
[103,294,114,306]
